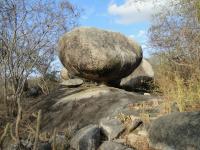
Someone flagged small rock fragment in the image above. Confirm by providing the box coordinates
[60,67,70,80]
[70,124,100,150]
[126,133,149,150]
[99,118,125,140]
[61,78,83,87]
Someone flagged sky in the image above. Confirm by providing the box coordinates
[69,0,166,58]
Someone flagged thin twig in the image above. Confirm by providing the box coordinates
[33,109,42,150]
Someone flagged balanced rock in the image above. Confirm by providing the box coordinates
[120,59,154,91]
[58,27,142,82]
[60,67,69,80]
[149,112,200,150]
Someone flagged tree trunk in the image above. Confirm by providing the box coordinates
[15,96,22,145]
[3,64,9,116]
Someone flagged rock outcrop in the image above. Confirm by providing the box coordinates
[26,84,166,150]
[29,85,153,131]
[149,112,200,150]
[120,59,154,91]
[58,27,142,83]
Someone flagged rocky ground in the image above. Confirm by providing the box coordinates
[25,82,161,150]
[28,84,155,131]
[17,82,198,150]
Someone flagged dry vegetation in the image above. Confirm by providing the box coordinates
[153,63,200,112]
[149,0,200,112]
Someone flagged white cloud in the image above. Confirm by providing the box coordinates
[141,44,147,49]
[129,29,146,40]
[108,0,167,24]
[129,34,135,39]
[137,30,146,38]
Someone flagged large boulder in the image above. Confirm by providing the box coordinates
[70,124,100,150]
[148,112,200,150]
[58,27,142,83]
[120,59,154,91]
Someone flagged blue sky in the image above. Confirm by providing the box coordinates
[69,0,166,57]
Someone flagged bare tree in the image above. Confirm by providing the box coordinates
[0,0,80,145]
[148,0,200,111]
[149,0,200,79]
[0,0,79,108]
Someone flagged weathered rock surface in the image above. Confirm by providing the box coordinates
[60,78,83,87]
[126,133,149,150]
[70,124,100,150]
[120,59,154,91]
[25,84,166,150]
[98,141,134,150]
[99,118,125,140]
[60,67,69,80]
[58,27,142,83]
[29,85,153,131]
[149,112,200,150]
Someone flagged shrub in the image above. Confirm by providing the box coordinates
[152,56,200,112]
